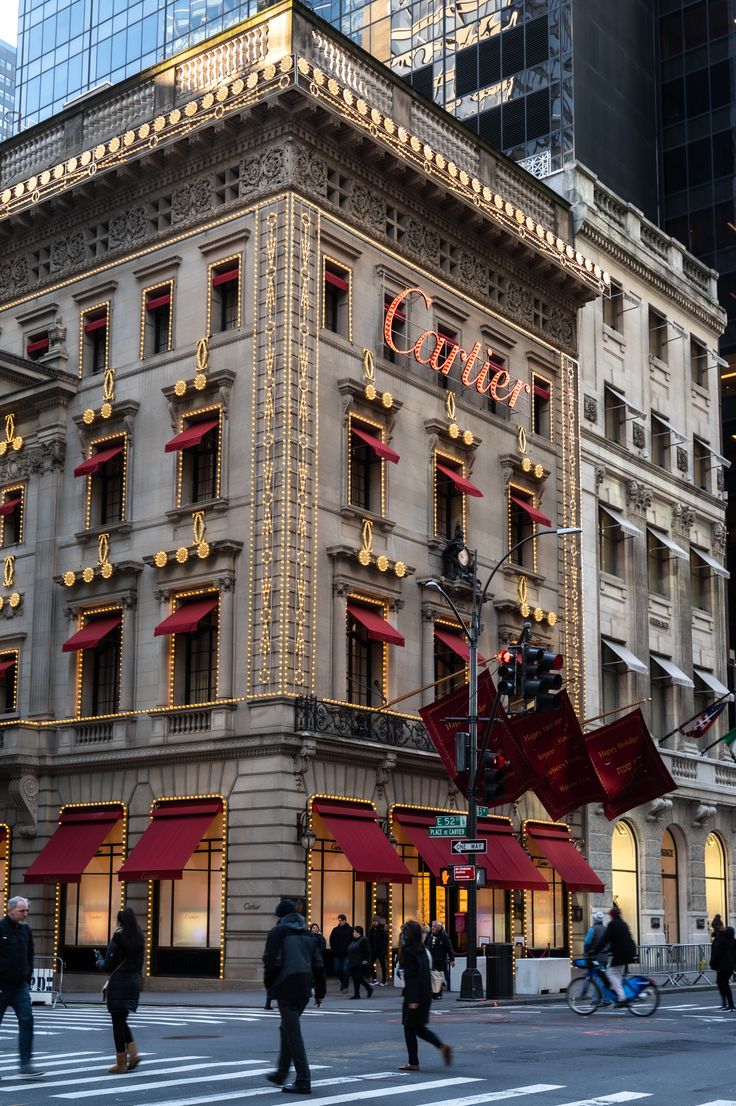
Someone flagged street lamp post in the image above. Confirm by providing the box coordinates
[427,526,581,1002]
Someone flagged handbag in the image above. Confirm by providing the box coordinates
[101,958,123,1002]
[430,969,445,994]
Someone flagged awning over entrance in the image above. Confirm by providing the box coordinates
[694,667,731,698]
[118,800,222,882]
[351,426,400,464]
[24,807,123,884]
[525,823,604,893]
[346,604,405,646]
[393,810,453,878]
[154,596,218,637]
[651,653,694,688]
[477,820,549,891]
[435,462,483,498]
[73,443,124,478]
[164,417,219,453]
[598,504,642,538]
[0,497,21,516]
[433,628,486,666]
[691,546,730,579]
[601,637,648,674]
[312,800,412,884]
[510,495,552,528]
[62,613,122,653]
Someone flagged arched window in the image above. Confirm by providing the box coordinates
[661,828,680,943]
[705,833,727,926]
[611,821,639,943]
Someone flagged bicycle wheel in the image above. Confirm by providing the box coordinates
[627,980,660,1017]
[566,975,602,1015]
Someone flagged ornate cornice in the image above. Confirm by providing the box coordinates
[0,439,65,481]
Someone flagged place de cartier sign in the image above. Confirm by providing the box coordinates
[384,287,532,408]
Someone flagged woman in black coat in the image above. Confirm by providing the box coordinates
[347,926,373,999]
[309,923,328,1007]
[95,907,145,1073]
[399,920,452,1071]
[710,924,736,1011]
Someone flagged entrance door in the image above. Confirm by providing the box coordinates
[661,828,680,943]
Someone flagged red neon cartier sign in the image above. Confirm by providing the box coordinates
[384,287,531,409]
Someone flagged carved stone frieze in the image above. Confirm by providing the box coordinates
[672,502,695,530]
[717,468,725,492]
[583,394,597,422]
[0,440,65,482]
[632,421,645,449]
[713,521,727,549]
[676,446,689,473]
[625,479,652,513]
[594,466,605,488]
[9,774,38,837]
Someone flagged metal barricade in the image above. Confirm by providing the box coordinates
[636,943,713,988]
[29,956,66,1007]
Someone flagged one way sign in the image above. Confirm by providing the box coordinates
[451,839,487,854]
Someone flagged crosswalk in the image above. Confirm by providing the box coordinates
[0,1047,733,1106]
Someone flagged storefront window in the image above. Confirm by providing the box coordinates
[611,821,639,943]
[152,811,223,977]
[61,815,124,971]
[661,828,680,943]
[309,839,368,935]
[477,889,508,945]
[705,832,727,925]
[526,858,565,952]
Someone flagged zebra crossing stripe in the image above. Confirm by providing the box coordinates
[53,1064,329,1099]
[412,1086,564,1105]
[140,1076,480,1106]
[0,1058,253,1095]
[694,1101,736,1105]
[554,1094,651,1105]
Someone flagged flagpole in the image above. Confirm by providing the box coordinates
[582,698,649,729]
[657,690,732,746]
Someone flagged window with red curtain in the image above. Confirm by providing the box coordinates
[26,331,49,361]
[323,259,350,339]
[0,488,23,547]
[82,307,109,376]
[143,284,173,357]
[210,261,240,334]
[532,373,552,439]
[0,653,17,713]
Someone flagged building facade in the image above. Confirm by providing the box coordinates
[0,40,16,141]
[0,3,611,986]
[549,163,731,946]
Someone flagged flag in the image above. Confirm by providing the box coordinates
[679,700,728,739]
[418,669,541,805]
[506,692,607,821]
[722,726,736,748]
[585,708,677,821]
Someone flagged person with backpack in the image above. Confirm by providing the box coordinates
[263,898,324,1095]
[590,905,637,1009]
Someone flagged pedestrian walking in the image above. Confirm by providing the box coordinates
[583,911,606,956]
[711,913,724,940]
[347,926,373,999]
[368,916,388,985]
[0,896,44,1078]
[309,924,327,1007]
[425,920,455,998]
[95,906,144,1074]
[328,914,352,993]
[591,905,637,1009]
[263,898,323,1095]
[710,923,736,1011]
[399,919,452,1072]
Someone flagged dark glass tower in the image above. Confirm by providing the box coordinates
[0,39,16,140]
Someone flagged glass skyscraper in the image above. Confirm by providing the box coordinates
[0,39,16,140]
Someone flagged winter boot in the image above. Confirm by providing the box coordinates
[126,1042,140,1070]
[108,1053,128,1074]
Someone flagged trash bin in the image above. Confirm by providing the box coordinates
[485,942,513,999]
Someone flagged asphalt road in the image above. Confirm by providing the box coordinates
[1,992,735,1106]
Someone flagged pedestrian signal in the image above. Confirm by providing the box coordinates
[439,866,454,887]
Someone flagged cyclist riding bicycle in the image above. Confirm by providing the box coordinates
[589,905,637,1009]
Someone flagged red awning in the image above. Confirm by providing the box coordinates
[510,496,552,527]
[525,823,604,892]
[212,268,239,286]
[154,596,218,637]
[62,614,122,653]
[25,807,123,884]
[351,426,400,464]
[434,628,486,666]
[393,810,454,878]
[533,383,550,399]
[118,800,222,882]
[74,443,124,478]
[84,315,107,333]
[146,292,171,311]
[477,820,549,891]
[313,800,412,883]
[347,604,404,646]
[436,462,483,498]
[0,658,15,676]
[164,417,219,453]
[26,337,49,355]
[325,267,349,292]
[0,497,21,516]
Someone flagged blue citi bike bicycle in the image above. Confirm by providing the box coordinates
[566,958,660,1016]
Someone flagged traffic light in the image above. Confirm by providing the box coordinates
[481,751,507,803]
[439,866,454,887]
[497,646,521,697]
[520,646,563,710]
[455,731,470,774]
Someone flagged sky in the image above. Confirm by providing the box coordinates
[0,0,19,48]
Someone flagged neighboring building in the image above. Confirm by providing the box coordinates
[549,163,729,944]
[0,40,16,140]
[0,4,607,986]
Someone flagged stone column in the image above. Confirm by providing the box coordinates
[154,588,171,706]
[119,596,137,712]
[217,575,234,699]
[624,479,653,724]
[332,583,348,700]
[421,606,436,708]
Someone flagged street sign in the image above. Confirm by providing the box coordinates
[477,806,490,818]
[452,864,476,882]
[428,826,466,837]
[451,838,488,855]
[434,814,467,828]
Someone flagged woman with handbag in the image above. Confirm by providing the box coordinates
[95,907,145,1073]
[399,920,452,1072]
[347,926,373,999]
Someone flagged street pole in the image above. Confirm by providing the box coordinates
[460,552,484,1000]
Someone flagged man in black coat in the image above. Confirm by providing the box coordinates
[0,896,44,1077]
[425,920,455,998]
[328,914,352,992]
[263,899,324,1095]
[591,905,637,1008]
[368,916,388,985]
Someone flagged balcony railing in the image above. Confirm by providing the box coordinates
[295,697,432,753]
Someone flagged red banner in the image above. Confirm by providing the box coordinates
[419,670,541,806]
[507,692,607,821]
[585,708,677,820]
